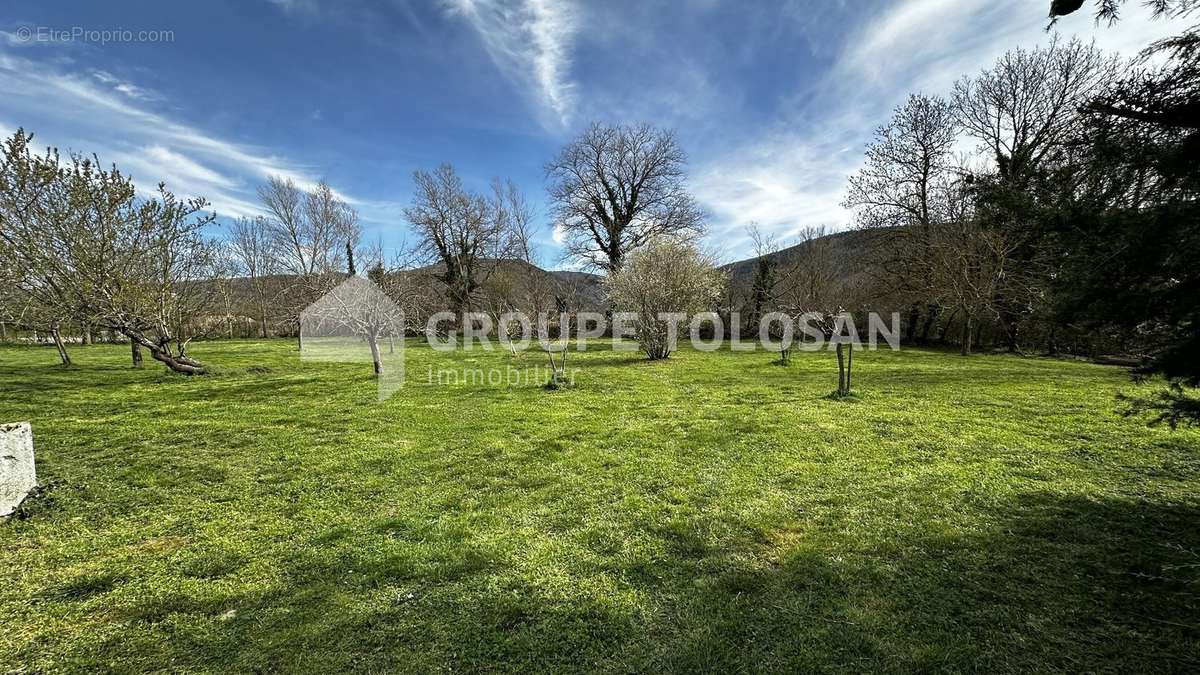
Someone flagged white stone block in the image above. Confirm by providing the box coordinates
[0,422,36,517]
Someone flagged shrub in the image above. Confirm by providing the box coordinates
[605,238,725,359]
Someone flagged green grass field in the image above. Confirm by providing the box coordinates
[1,340,1197,672]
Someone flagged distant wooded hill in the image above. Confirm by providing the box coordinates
[721,229,872,280]
[721,228,882,310]
[206,227,881,338]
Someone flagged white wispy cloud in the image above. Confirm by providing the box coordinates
[691,118,863,255]
[844,0,998,84]
[442,0,576,127]
[90,69,157,101]
[265,0,321,15]
[693,0,1193,258]
[0,44,358,220]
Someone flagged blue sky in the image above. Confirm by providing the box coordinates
[0,1,1189,265]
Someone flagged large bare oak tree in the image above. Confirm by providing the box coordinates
[546,122,705,273]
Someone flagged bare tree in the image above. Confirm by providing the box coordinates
[301,276,407,377]
[766,226,857,388]
[908,182,1015,356]
[258,176,360,339]
[97,189,224,373]
[845,94,960,231]
[259,177,309,274]
[843,94,960,342]
[954,39,1118,351]
[229,216,278,338]
[214,246,238,339]
[305,180,360,273]
[546,122,705,272]
[483,179,554,354]
[928,222,1014,356]
[404,165,518,320]
[494,177,537,264]
[258,177,354,278]
[776,226,841,317]
[954,38,1119,188]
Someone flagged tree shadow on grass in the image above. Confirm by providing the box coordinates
[573,353,659,368]
[0,360,318,403]
[41,492,1200,673]
[621,492,1200,672]
[0,363,148,396]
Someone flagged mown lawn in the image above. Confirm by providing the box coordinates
[1,339,1197,672]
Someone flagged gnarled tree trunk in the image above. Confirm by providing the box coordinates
[122,330,206,375]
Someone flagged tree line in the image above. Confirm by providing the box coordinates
[831,1,1198,423]
[0,120,714,373]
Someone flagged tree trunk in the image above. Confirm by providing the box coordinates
[131,340,144,368]
[368,333,383,376]
[50,324,71,366]
[846,342,853,394]
[148,348,206,375]
[608,248,623,274]
[905,303,920,343]
[919,304,940,343]
[82,323,92,345]
[994,294,1021,353]
[258,297,269,339]
[123,330,205,375]
[961,314,973,355]
[938,308,959,344]
[545,348,567,387]
[1004,321,1019,352]
[836,342,846,395]
[0,322,6,341]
